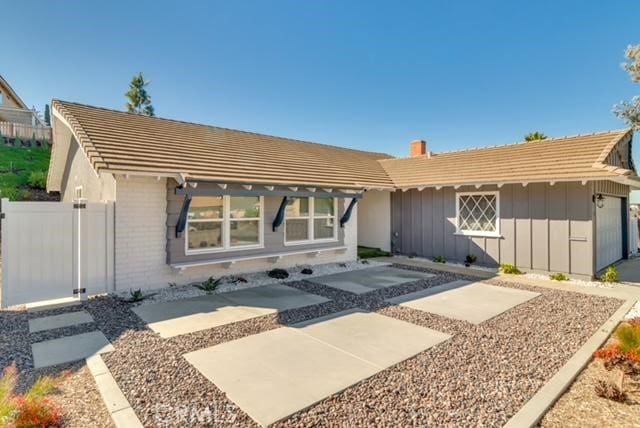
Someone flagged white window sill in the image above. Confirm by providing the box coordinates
[284,238,339,247]
[186,244,264,256]
[453,232,502,238]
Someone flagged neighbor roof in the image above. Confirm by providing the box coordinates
[51,100,394,189]
[0,75,28,109]
[379,130,637,188]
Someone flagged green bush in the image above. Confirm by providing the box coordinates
[27,170,47,189]
[194,276,222,294]
[357,246,391,259]
[499,263,522,274]
[433,255,446,264]
[601,266,620,283]
[549,272,569,281]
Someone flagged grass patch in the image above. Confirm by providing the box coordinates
[0,144,51,200]
[357,246,391,259]
[499,263,522,274]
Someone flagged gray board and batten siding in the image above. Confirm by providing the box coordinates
[390,181,628,277]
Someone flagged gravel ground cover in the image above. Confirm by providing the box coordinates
[540,357,640,428]
[0,305,113,427]
[2,264,624,427]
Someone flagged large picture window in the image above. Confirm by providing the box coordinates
[456,191,499,237]
[285,197,337,244]
[186,196,263,253]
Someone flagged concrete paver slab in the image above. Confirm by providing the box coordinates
[133,284,329,338]
[312,266,435,294]
[184,309,450,426]
[294,309,451,367]
[387,280,540,324]
[31,331,114,368]
[28,310,94,333]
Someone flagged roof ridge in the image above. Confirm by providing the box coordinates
[378,128,632,162]
[51,99,392,159]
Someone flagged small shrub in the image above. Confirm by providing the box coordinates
[194,277,222,293]
[549,273,569,281]
[595,380,627,402]
[360,259,370,264]
[226,275,248,284]
[0,363,65,427]
[27,170,47,190]
[127,289,156,303]
[357,246,391,259]
[616,323,640,354]
[499,263,522,274]
[268,268,289,279]
[168,282,177,288]
[338,263,347,268]
[465,254,477,266]
[433,256,446,264]
[601,266,619,283]
[301,268,313,275]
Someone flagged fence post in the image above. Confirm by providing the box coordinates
[73,197,88,300]
[1,198,8,308]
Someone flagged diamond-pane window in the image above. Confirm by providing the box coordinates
[457,192,499,234]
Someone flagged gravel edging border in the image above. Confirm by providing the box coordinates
[504,298,636,428]
[86,355,143,428]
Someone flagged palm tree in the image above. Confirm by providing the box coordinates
[524,131,547,142]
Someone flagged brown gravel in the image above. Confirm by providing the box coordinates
[2,266,625,427]
[540,355,640,428]
[0,306,113,427]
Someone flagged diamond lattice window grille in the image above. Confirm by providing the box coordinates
[458,194,497,232]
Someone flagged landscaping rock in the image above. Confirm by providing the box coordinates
[268,268,289,279]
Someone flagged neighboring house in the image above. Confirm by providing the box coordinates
[46,100,639,292]
[0,75,44,126]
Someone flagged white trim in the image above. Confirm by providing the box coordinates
[185,195,264,255]
[283,197,339,246]
[171,246,348,271]
[455,190,500,237]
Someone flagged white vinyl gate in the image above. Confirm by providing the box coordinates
[0,199,114,308]
[596,196,623,271]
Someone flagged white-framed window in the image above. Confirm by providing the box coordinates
[455,191,500,237]
[186,195,263,254]
[284,197,338,245]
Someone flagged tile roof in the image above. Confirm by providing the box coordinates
[379,130,636,188]
[51,100,395,189]
[51,100,636,190]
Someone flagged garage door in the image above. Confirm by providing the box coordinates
[596,196,623,271]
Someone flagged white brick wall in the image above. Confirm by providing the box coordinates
[114,176,357,291]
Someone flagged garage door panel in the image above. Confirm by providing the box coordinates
[596,197,623,271]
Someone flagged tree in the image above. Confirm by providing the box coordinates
[125,73,155,116]
[524,131,547,141]
[43,104,50,126]
[614,45,640,129]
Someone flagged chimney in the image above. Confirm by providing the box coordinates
[410,139,430,158]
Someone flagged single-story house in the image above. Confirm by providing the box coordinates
[46,100,639,290]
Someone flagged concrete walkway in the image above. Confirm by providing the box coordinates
[615,257,640,284]
[184,308,450,427]
[375,256,640,302]
[133,284,329,338]
[311,266,434,294]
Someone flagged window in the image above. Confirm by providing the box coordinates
[0,91,3,105]
[186,196,262,253]
[285,197,337,244]
[456,191,499,237]
[74,186,83,200]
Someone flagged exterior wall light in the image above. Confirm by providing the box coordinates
[595,194,605,209]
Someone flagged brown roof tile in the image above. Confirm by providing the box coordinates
[52,100,394,189]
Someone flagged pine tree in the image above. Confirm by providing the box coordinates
[125,73,155,116]
[614,45,640,129]
[43,104,50,126]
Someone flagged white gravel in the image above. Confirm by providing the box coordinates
[624,300,640,320]
[525,273,615,289]
[119,260,390,306]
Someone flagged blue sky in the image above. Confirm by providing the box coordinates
[3,1,639,158]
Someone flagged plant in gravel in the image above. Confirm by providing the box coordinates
[499,263,522,274]
[194,277,222,294]
[593,322,640,400]
[0,362,65,427]
[127,289,157,303]
[433,255,446,264]
[600,266,620,283]
[226,275,248,284]
[464,254,477,267]
[595,380,628,402]
[268,268,289,279]
[549,273,569,281]
[168,282,177,288]
[301,268,313,275]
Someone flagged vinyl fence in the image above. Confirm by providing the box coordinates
[0,199,114,308]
